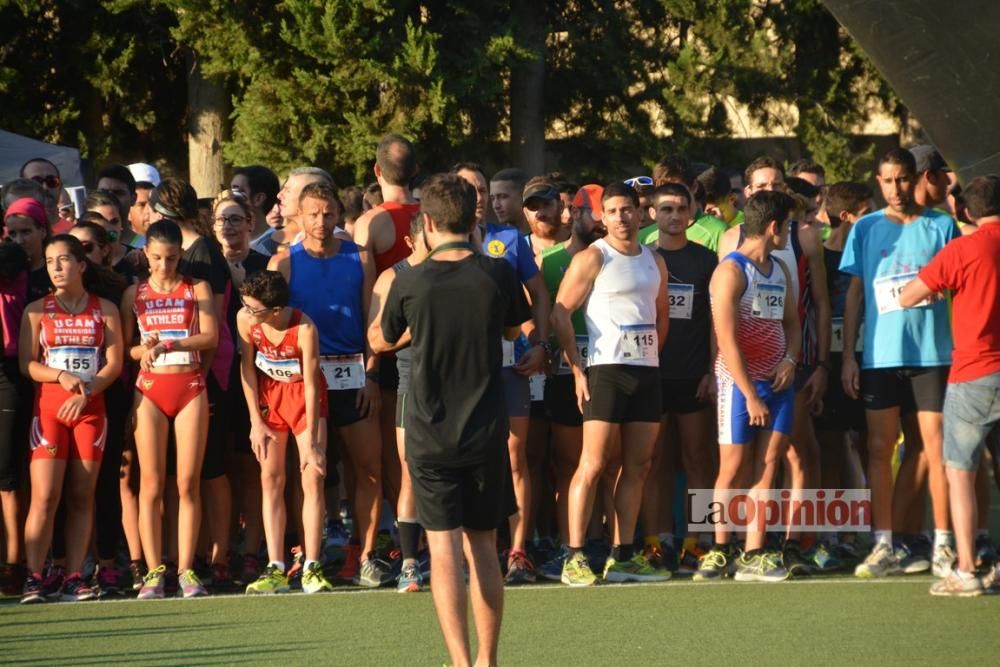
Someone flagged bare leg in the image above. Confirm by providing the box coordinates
[464,528,504,667]
[62,458,101,574]
[947,467,977,573]
[550,423,582,545]
[134,398,169,570]
[506,415,531,553]
[173,393,210,571]
[567,421,615,548]
[864,407,901,532]
[294,419,328,562]
[340,417,382,555]
[259,431,289,564]
[23,460,67,574]
[426,528,471,667]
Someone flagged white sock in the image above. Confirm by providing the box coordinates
[955,569,975,581]
[933,529,954,550]
[304,559,318,571]
[269,560,286,574]
[874,530,892,547]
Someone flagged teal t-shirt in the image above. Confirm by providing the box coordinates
[839,207,959,369]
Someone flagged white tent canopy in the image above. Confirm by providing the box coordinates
[0,129,84,187]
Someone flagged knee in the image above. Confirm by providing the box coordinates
[353,455,381,484]
[175,476,200,502]
[260,472,285,494]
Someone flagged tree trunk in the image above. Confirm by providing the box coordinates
[186,51,228,197]
[509,1,546,174]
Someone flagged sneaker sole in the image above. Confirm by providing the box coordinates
[62,592,98,602]
[855,567,903,578]
[734,572,790,582]
[20,594,45,604]
[245,587,291,595]
[560,575,597,587]
[397,582,421,593]
[692,572,724,581]
[603,572,671,583]
[929,587,983,597]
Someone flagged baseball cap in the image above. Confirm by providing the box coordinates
[128,162,161,187]
[909,145,949,173]
[572,184,604,221]
[3,197,47,228]
[522,181,560,204]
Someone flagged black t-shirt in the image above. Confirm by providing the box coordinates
[28,266,50,303]
[392,258,415,395]
[180,236,230,296]
[657,243,717,380]
[226,250,270,345]
[381,252,531,466]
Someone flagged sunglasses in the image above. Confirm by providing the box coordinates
[624,176,653,188]
[79,240,96,253]
[30,175,62,189]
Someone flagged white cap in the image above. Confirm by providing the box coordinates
[127,162,161,187]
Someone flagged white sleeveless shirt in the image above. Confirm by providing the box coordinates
[584,238,661,367]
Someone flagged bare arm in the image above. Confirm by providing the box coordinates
[236,310,266,426]
[352,208,393,255]
[299,316,323,453]
[899,276,934,308]
[89,299,124,396]
[841,276,864,399]
[367,267,411,354]
[802,226,831,364]
[551,246,601,373]
[709,261,759,401]
[653,252,669,351]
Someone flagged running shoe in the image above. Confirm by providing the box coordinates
[561,551,597,587]
[245,564,290,595]
[210,561,232,591]
[895,536,931,574]
[782,542,812,577]
[302,561,334,594]
[324,518,350,548]
[809,542,843,572]
[677,543,707,575]
[540,547,569,582]
[61,573,98,601]
[20,573,45,604]
[129,560,147,592]
[397,558,424,593]
[855,542,902,578]
[138,565,166,600]
[193,554,213,586]
[929,572,983,597]
[641,545,675,578]
[931,544,956,578]
[42,565,65,600]
[334,543,361,583]
[179,569,208,598]
[603,553,671,583]
[693,546,735,581]
[355,555,393,588]
[504,550,536,585]
[163,561,179,596]
[834,541,860,566]
[974,535,997,572]
[96,565,124,598]
[240,554,260,587]
[981,564,1000,595]
[734,551,790,582]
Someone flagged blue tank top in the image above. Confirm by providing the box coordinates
[288,241,365,355]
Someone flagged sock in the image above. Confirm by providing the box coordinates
[303,559,317,571]
[874,530,892,547]
[398,520,421,561]
[568,545,585,557]
[743,548,763,558]
[268,560,286,574]
[933,529,954,550]
[644,535,662,550]
[955,569,975,581]
[615,544,634,561]
[658,533,675,549]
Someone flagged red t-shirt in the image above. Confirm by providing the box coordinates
[918,224,1000,383]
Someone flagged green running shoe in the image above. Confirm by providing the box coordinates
[810,542,843,572]
[560,551,597,587]
[302,561,334,594]
[603,553,671,583]
[693,546,735,581]
[734,551,790,582]
[245,564,290,595]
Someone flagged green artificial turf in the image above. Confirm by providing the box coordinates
[1,576,996,666]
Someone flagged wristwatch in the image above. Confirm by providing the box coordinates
[817,359,832,372]
[536,340,552,354]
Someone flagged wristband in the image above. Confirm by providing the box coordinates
[537,340,552,354]
[782,356,797,367]
[365,370,380,383]
[817,359,832,372]
[162,340,176,354]
[56,370,65,382]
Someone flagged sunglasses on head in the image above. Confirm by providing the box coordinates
[624,176,653,188]
[79,240,95,253]
[30,175,61,189]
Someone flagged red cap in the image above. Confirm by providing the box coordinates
[572,184,604,221]
[3,197,47,229]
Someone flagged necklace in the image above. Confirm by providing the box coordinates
[149,276,180,294]
[55,291,87,315]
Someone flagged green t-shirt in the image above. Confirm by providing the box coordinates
[540,242,587,336]
[641,212,728,253]
[730,210,745,228]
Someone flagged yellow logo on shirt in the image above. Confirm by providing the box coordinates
[487,240,506,257]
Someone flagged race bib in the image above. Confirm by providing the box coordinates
[502,339,515,368]
[153,329,193,367]
[620,324,657,362]
[47,346,98,383]
[320,353,365,391]
[559,335,590,374]
[255,352,301,383]
[668,283,694,320]
[529,373,546,402]
[873,272,927,315]
[831,317,864,353]
[751,283,785,320]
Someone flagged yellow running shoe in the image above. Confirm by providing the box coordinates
[245,564,290,595]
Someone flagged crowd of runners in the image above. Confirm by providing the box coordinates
[1,136,999,605]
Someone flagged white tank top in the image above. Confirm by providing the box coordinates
[584,238,661,367]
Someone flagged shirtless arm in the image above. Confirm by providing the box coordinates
[552,246,601,411]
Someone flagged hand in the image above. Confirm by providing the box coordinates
[746,394,770,428]
[57,370,85,395]
[513,345,546,376]
[57,394,88,422]
[249,421,279,463]
[141,333,160,349]
[841,355,860,400]
[300,439,327,477]
[228,261,247,287]
[573,367,591,414]
[801,366,828,405]
[139,343,166,372]
[696,373,716,403]
[356,378,381,419]
[771,358,796,392]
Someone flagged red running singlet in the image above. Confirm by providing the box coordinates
[133,278,201,368]
[373,201,420,275]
